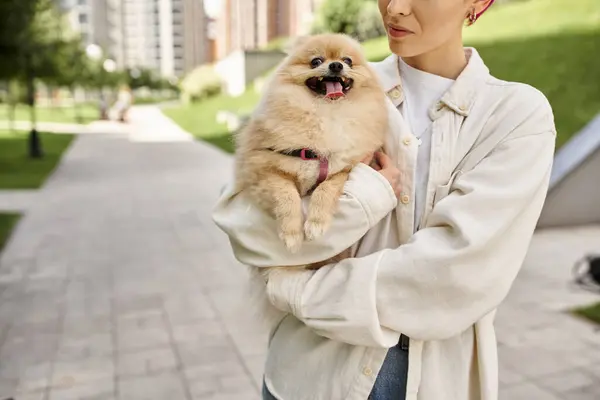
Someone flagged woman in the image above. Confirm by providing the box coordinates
[212,0,556,399]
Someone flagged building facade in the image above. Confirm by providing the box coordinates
[61,0,210,78]
[216,0,322,59]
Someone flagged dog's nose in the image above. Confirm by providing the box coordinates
[329,62,344,73]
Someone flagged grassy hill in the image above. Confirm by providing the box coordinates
[165,0,600,152]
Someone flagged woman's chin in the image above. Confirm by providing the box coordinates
[386,39,425,58]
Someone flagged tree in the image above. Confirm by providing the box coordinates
[0,0,68,157]
[312,0,384,41]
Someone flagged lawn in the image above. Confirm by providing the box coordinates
[165,0,600,153]
[0,103,99,125]
[0,213,20,253]
[573,302,600,325]
[162,87,261,153]
[0,130,75,189]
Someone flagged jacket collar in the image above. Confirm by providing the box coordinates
[370,48,490,119]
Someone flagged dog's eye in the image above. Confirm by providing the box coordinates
[342,57,353,67]
[310,58,324,68]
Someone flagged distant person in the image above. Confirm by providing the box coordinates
[98,93,108,120]
[114,85,133,123]
[213,0,556,399]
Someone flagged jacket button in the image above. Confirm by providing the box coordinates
[401,194,410,204]
[363,366,373,376]
[403,137,411,146]
[390,89,401,99]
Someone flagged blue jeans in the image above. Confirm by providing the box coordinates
[262,338,409,400]
[368,339,409,400]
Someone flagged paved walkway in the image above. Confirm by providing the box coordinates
[0,107,266,400]
[0,190,38,213]
[0,106,598,400]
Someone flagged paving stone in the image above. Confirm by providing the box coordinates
[535,369,596,395]
[0,378,18,399]
[115,294,164,315]
[13,362,52,393]
[117,347,179,377]
[164,293,216,324]
[118,371,188,400]
[51,356,114,389]
[187,369,258,400]
[116,310,171,352]
[55,332,113,361]
[560,384,600,400]
[499,382,562,400]
[48,378,115,400]
[62,315,112,338]
[0,190,38,212]
[11,389,46,400]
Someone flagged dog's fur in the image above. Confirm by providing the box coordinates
[233,34,388,326]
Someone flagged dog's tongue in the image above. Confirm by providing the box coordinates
[325,81,344,98]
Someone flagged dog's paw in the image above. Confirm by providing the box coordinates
[304,218,328,241]
[280,230,303,253]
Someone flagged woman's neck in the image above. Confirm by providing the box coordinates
[402,38,467,80]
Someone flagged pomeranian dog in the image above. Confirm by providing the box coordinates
[233,34,388,267]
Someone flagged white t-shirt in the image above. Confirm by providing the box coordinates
[397,58,454,228]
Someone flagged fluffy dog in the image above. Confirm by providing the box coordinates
[233,34,388,264]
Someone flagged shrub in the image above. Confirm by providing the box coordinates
[313,0,383,41]
[179,64,221,104]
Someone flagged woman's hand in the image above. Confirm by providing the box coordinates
[361,152,401,197]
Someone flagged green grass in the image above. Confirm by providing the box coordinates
[573,302,600,325]
[362,0,600,62]
[364,0,600,149]
[162,87,261,153]
[0,130,75,189]
[165,0,600,153]
[0,103,99,124]
[0,213,20,253]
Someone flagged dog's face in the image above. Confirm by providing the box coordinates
[277,34,376,101]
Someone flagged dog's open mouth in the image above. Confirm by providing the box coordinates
[305,76,354,99]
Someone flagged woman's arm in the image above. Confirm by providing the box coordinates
[265,119,556,347]
[212,161,398,268]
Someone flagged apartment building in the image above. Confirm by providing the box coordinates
[216,0,323,59]
[61,0,210,77]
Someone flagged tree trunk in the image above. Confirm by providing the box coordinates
[26,52,43,158]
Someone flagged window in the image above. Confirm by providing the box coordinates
[78,13,88,23]
[78,0,86,5]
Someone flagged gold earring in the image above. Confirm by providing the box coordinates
[466,8,477,26]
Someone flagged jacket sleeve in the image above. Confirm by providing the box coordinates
[212,163,398,268]
[265,128,556,347]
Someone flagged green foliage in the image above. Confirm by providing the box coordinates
[0,0,122,91]
[313,0,382,41]
[179,64,222,104]
[356,1,386,41]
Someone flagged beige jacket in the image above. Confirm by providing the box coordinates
[212,48,556,400]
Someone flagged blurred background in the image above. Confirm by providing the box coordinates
[0,0,599,399]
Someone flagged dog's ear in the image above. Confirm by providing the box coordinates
[283,35,311,55]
